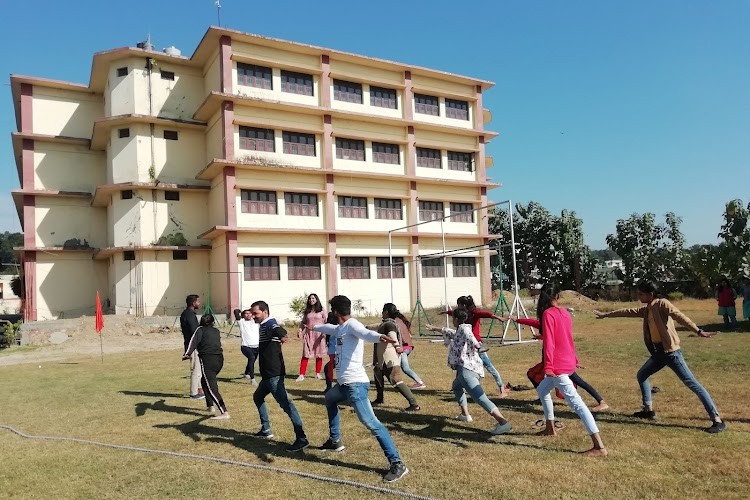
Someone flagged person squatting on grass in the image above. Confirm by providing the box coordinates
[500,314,609,412]
[594,280,727,434]
[182,313,229,419]
[369,304,421,412]
[383,303,427,389]
[425,309,513,436]
[532,284,607,457]
[180,294,204,399]
[297,293,327,381]
[443,295,509,397]
[249,300,310,452]
[312,295,409,483]
[716,278,738,328]
[239,308,260,386]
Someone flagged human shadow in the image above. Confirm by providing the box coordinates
[130,398,211,418]
[120,390,185,399]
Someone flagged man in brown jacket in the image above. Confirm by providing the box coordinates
[594,280,726,433]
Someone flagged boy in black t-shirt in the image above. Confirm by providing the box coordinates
[250,300,309,452]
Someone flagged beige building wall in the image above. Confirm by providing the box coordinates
[35,253,108,320]
[205,112,223,162]
[203,50,221,95]
[34,142,105,192]
[208,178,227,229]
[110,191,146,246]
[106,57,142,117]
[153,127,206,183]
[32,87,102,138]
[109,123,148,183]
[35,198,106,248]
[209,241,229,313]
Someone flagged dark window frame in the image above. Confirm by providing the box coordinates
[280,70,314,96]
[241,190,278,214]
[163,130,179,141]
[370,86,397,109]
[374,198,402,220]
[376,256,405,279]
[452,257,477,277]
[447,151,474,172]
[164,191,180,201]
[160,70,175,81]
[341,257,370,280]
[372,142,400,165]
[244,256,280,281]
[414,93,439,116]
[284,192,319,216]
[237,62,273,90]
[421,257,446,278]
[118,128,130,138]
[121,190,133,200]
[450,202,474,223]
[288,256,322,281]
[239,126,275,152]
[116,67,128,77]
[416,147,441,169]
[123,250,135,261]
[338,196,368,218]
[333,79,363,104]
[419,200,444,221]
[282,131,316,156]
[173,250,188,260]
[335,137,366,161]
[445,98,469,120]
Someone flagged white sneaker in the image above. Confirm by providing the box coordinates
[208,406,217,413]
[455,414,473,422]
[315,373,323,380]
[210,413,231,420]
[296,375,305,382]
[491,422,512,435]
[250,379,258,387]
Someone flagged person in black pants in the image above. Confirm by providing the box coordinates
[182,313,230,420]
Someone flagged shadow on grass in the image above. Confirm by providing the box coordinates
[120,390,185,399]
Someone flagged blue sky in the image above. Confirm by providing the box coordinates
[1,0,748,248]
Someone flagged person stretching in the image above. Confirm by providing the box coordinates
[594,280,726,434]
[297,293,327,381]
[239,308,259,386]
[312,295,409,483]
[384,303,427,389]
[533,283,607,457]
[250,301,310,452]
[426,309,512,435]
[182,313,229,420]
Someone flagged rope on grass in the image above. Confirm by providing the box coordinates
[0,424,438,500]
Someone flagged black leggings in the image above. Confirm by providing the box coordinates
[528,370,604,403]
[200,354,227,412]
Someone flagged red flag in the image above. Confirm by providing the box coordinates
[95,291,104,334]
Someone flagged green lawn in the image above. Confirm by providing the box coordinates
[2,299,749,499]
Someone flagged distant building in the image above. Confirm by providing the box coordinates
[604,259,624,271]
[0,275,22,314]
[10,27,500,321]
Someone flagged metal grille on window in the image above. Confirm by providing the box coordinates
[447,151,473,172]
[417,147,441,168]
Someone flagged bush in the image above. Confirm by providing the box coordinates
[667,291,685,301]
[0,320,21,349]
[288,292,309,319]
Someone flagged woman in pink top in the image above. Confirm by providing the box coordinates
[534,283,607,457]
[297,293,328,381]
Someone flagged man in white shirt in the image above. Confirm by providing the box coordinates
[313,295,409,483]
[239,309,260,386]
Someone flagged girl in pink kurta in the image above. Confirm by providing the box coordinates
[297,293,327,381]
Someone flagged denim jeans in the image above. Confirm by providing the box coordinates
[479,351,504,388]
[537,374,599,435]
[253,375,306,439]
[452,366,498,414]
[637,348,720,419]
[325,382,401,464]
[400,351,423,384]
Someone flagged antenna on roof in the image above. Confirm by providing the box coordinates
[215,0,222,27]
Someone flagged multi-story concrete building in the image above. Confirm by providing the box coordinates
[10,26,499,322]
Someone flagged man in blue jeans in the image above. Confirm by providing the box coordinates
[250,300,309,451]
[312,295,408,483]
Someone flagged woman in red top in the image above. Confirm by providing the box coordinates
[444,295,508,397]
[716,278,737,328]
[533,283,607,457]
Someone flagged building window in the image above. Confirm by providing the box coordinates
[419,201,444,221]
[374,198,402,220]
[450,202,474,222]
[453,257,477,277]
[116,67,128,77]
[239,126,275,152]
[376,257,405,279]
[161,71,175,81]
[372,142,399,164]
[237,62,272,89]
[281,70,313,96]
[447,151,473,172]
[421,257,445,278]
[118,128,130,138]
[241,190,277,214]
[341,257,370,279]
[163,130,178,141]
[414,93,439,116]
[288,256,321,280]
[282,131,316,156]
[370,86,397,109]
[338,196,367,218]
[123,251,135,261]
[121,190,133,200]
[165,191,180,201]
[445,98,469,120]
[416,147,441,169]
[285,192,318,216]
[244,256,280,281]
[335,138,365,161]
[333,79,363,104]
[173,250,188,260]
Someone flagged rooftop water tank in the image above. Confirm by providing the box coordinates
[164,46,181,56]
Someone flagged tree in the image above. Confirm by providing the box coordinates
[605,212,687,287]
[0,232,23,274]
[718,199,750,279]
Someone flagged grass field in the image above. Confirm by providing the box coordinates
[2,298,749,499]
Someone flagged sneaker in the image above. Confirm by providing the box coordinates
[491,421,512,435]
[319,438,345,452]
[590,402,610,412]
[705,421,727,434]
[371,399,384,406]
[286,438,310,452]
[242,373,252,379]
[410,382,427,390]
[633,409,656,420]
[207,406,217,413]
[250,379,258,387]
[210,412,231,420]
[252,429,274,439]
[190,394,205,400]
[455,414,473,422]
[403,404,421,412]
[315,373,323,380]
[478,345,490,353]
[383,461,409,483]
[295,375,305,382]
